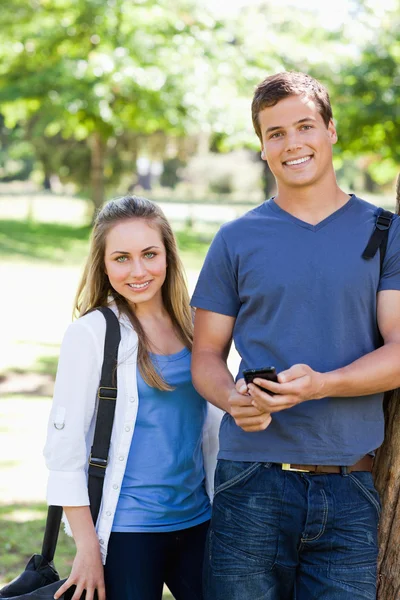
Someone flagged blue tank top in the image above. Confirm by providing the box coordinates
[112,347,211,532]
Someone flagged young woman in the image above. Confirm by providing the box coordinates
[43,195,220,600]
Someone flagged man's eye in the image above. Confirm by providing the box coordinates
[144,252,156,259]
[270,132,283,139]
[301,125,312,130]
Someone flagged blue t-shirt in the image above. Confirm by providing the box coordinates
[191,195,400,465]
[112,347,211,532]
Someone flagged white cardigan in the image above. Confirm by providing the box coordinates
[43,305,222,564]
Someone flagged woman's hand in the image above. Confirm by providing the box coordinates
[54,544,105,600]
[55,506,106,600]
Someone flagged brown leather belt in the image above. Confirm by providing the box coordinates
[280,454,373,474]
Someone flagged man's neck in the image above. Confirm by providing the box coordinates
[274,179,350,226]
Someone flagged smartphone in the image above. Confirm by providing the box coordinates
[242,366,278,392]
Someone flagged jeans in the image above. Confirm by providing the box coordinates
[204,461,380,600]
[105,520,210,600]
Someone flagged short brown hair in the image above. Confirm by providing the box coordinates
[251,71,333,142]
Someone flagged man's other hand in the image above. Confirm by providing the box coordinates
[249,364,325,414]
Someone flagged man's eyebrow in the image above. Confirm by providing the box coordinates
[110,246,160,255]
[265,117,316,134]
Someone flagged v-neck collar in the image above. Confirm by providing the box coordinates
[267,194,355,232]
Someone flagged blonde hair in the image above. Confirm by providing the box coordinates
[75,195,193,391]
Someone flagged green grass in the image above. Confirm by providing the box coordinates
[0,502,172,597]
[0,502,76,584]
[0,501,173,597]
[0,218,212,270]
[0,219,91,264]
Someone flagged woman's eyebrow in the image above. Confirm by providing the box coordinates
[110,246,161,255]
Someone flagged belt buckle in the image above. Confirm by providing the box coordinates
[282,463,310,473]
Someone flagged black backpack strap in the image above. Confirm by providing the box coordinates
[362,208,394,270]
[88,306,121,523]
[42,307,121,562]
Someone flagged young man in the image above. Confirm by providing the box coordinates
[191,72,400,599]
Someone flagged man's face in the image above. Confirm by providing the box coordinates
[259,94,337,191]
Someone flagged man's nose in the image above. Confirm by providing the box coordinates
[285,131,302,152]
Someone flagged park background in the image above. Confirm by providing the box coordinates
[0,0,399,596]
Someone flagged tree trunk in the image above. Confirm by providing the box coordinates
[373,174,400,599]
[90,131,106,214]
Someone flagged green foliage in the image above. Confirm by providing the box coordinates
[0,0,242,204]
[329,0,400,185]
[1,0,399,194]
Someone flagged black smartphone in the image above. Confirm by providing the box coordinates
[242,366,278,392]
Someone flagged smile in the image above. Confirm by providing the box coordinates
[127,281,151,290]
[284,155,313,166]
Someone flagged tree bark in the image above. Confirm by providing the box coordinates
[90,131,106,214]
[373,174,400,599]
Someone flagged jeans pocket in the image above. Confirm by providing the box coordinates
[214,460,262,496]
[348,472,381,518]
[208,529,268,576]
[327,565,377,600]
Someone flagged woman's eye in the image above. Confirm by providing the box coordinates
[116,255,128,262]
[144,252,156,259]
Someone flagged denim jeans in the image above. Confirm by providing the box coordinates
[204,461,380,600]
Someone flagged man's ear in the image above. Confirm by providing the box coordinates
[328,119,338,144]
[261,148,266,159]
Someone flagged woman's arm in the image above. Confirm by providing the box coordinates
[54,507,105,600]
[44,316,104,505]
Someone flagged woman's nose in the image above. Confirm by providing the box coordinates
[130,259,146,278]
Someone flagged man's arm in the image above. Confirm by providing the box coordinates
[192,309,272,432]
[249,290,400,413]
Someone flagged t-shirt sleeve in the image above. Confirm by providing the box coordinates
[378,215,400,292]
[191,227,240,317]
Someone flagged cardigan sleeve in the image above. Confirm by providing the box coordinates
[43,315,104,506]
[202,402,223,500]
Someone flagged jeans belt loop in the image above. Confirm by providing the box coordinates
[340,465,349,476]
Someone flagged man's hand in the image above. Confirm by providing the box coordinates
[228,381,272,432]
[247,364,325,414]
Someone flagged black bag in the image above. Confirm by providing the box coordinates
[0,307,121,600]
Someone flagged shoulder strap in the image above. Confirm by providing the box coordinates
[42,307,121,562]
[88,306,121,523]
[362,208,394,271]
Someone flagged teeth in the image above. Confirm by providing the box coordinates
[285,156,311,166]
[128,282,150,289]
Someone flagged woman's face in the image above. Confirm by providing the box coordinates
[104,218,167,310]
